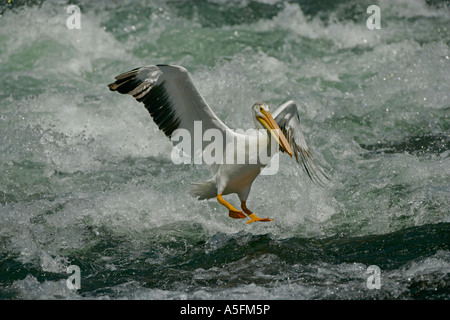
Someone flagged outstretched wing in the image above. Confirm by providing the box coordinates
[108,64,230,140]
[272,100,328,185]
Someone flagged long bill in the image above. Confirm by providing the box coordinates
[257,109,293,157]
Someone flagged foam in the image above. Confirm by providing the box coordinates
[9,275,80,300]
[1,0,448,300]
[8,250,449,300]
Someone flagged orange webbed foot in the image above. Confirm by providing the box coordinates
[241,201,273,224]
[229,210,247,219]
[245,213,274,224]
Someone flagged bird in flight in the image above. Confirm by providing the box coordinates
[109,65,326,223]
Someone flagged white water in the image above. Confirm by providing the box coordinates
[0,0,449,299]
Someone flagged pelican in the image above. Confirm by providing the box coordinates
[109,65,325,223]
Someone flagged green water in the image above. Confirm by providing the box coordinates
[0,0,449,299]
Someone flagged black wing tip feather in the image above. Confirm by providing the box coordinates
[299,148,330,187]
[276,109,330,187]
[108,67,141,92]
[108,66,181,138]
[279,130,329,187]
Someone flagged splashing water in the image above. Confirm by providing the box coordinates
[0,0,449,300]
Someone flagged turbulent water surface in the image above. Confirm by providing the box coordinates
[0,0,449,300]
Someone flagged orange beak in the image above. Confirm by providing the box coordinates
[257,109,293,157]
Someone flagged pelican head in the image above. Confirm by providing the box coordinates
[252,102,293,157]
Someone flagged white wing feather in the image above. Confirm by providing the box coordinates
[109,65,236,167]
[273,100,327,184]
[109,64,230,138]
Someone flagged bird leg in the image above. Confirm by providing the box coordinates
[241,201,274,224]
[217,194,246,219]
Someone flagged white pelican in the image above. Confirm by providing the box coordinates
[109,65,326,223]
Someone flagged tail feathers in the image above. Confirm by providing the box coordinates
[189,180,217,200]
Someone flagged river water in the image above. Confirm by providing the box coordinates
[0,0,449,299]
